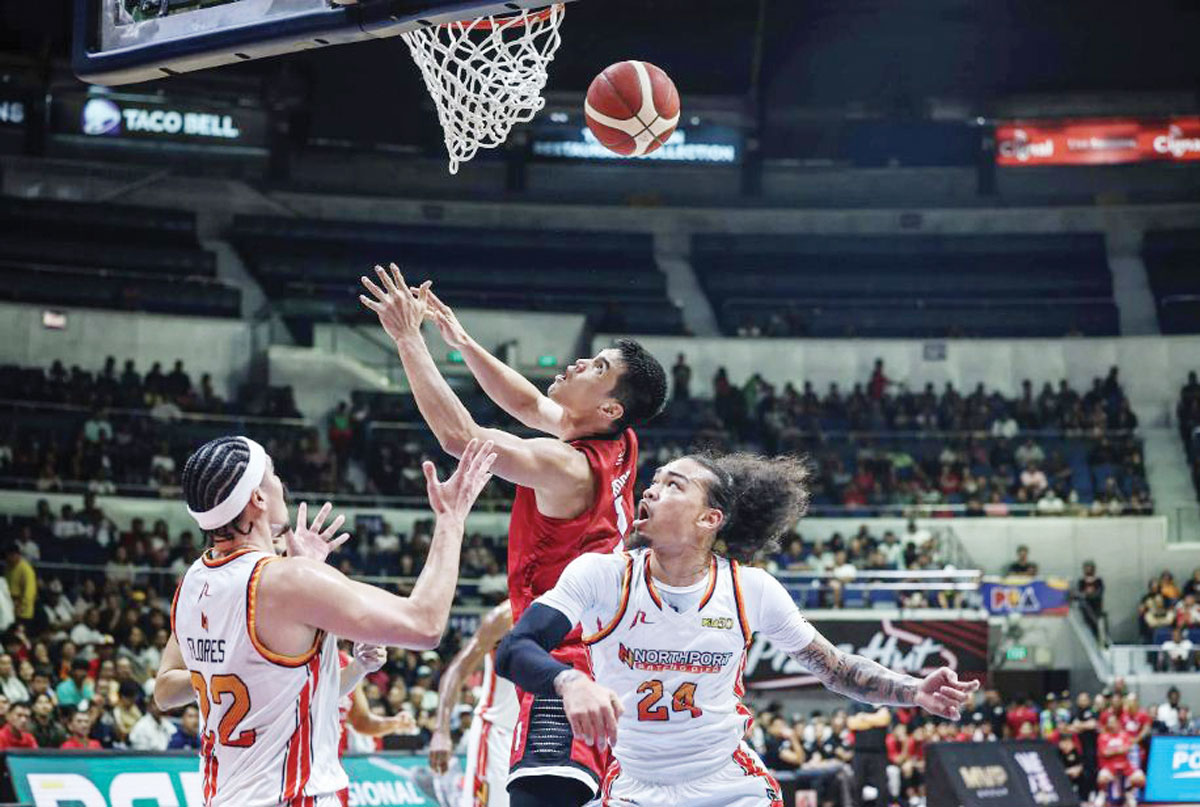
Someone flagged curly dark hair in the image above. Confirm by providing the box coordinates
[688,452,810,563]
[609,338,667,432]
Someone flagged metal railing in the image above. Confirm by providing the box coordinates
[1105,644,1200,677]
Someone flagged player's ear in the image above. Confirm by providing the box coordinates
[698,506,724,532]
[246,486,267,515]
[598,397,624,424]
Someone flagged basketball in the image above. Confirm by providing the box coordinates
[584,60,681,157]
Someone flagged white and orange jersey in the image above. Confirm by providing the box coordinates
[536,549,815,785]
[476,651,518,731]
[173,547,348,807]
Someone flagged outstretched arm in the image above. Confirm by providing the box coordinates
[261,440,496,650]
[790,632,978,719]
[425,289,567,437]
[361,266,591,502]
[428,600,514,774]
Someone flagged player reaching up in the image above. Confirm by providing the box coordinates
[496,452,979,807]
[155,435,496,807]
[360,265,668,807]
[428,600,516,807]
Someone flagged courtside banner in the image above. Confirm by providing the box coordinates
[743,618,988,690]
[6,750,464,807]
[1145,736,1200,804]
[925,741,1080,807]
[995,117,1200,165]
[980,577,1070,616]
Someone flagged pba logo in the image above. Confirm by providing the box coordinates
[1170,741,1200,779]
[82,97,122,136]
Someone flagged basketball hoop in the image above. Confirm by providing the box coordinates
[402,4,565,174]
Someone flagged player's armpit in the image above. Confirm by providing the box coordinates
[474,428,593,508]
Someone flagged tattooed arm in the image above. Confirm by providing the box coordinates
[789,632,978,719]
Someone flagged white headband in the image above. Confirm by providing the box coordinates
[187,437,268,532]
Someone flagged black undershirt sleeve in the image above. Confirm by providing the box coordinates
[495,603,574,696]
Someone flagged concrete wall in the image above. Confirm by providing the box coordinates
[0,302,251,399]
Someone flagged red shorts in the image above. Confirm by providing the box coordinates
[508,641,609,794]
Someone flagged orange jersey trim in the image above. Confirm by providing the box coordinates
[696,556,719,611]
[582,553,634,645]
[246,557,323,668]
[729,560,753,649]
[201,546,258,568]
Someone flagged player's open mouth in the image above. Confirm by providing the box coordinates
[633,501,651,529]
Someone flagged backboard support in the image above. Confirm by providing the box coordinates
[73,0,579,86]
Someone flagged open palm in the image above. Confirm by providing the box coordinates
[424,439,497,521]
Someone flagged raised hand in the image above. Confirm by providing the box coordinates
[359,264,429,343]
[286,502,349,562]
[427,728,453,774]
[913,667,979,720]
[423,288,470,350]
[423,439,497,522]
[352,642,387,674]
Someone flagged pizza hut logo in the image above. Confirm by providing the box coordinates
[998,128,1054,162]
[1153,124,1200,158]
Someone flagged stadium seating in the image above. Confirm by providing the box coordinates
[228,215,685,336]
[1143,229,1200,334]
[0,197,238,317]
[692,232,1118,337]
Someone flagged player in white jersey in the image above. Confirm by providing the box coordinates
[155,435,497,807]
[428,600,517,807]
[497,452,978,807]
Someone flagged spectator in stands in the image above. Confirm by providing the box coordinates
[1076,561,1105,637]
[55,658,94,709]
[0,701,37,749]
[82,409,113,445]
[4,544,36,625]
[672,353,692,401]
[61,708,101,750]
[1015,438,1045,469]
[1006,545,1038,577]
[166,360,191,399]
[1156,688,1184,732]
[1176,593,1200,629]
[29,693,64,749]
[1184,568,1200,600]
[1019,461,1049,498]
[112,680,142,744]
[0,654,29,703]
[1160,570,1182,603]
[1036,487,1066,515]
[167,703,201,750]
[129,697,175,751]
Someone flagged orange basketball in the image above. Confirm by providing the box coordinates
[584,60,681,157]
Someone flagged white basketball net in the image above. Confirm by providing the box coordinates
[402,4,566,174]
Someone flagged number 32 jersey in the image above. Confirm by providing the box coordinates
[172,547,347,807]
[537,549,816,785]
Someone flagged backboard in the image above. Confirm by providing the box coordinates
[73,0,579,86]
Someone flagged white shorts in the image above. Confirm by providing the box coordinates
[459,716,514,807]
[587,743,783,807]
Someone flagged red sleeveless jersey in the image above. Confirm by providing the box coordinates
[506,428,638,638]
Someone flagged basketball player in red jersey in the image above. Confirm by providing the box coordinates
[360,265,668,807]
